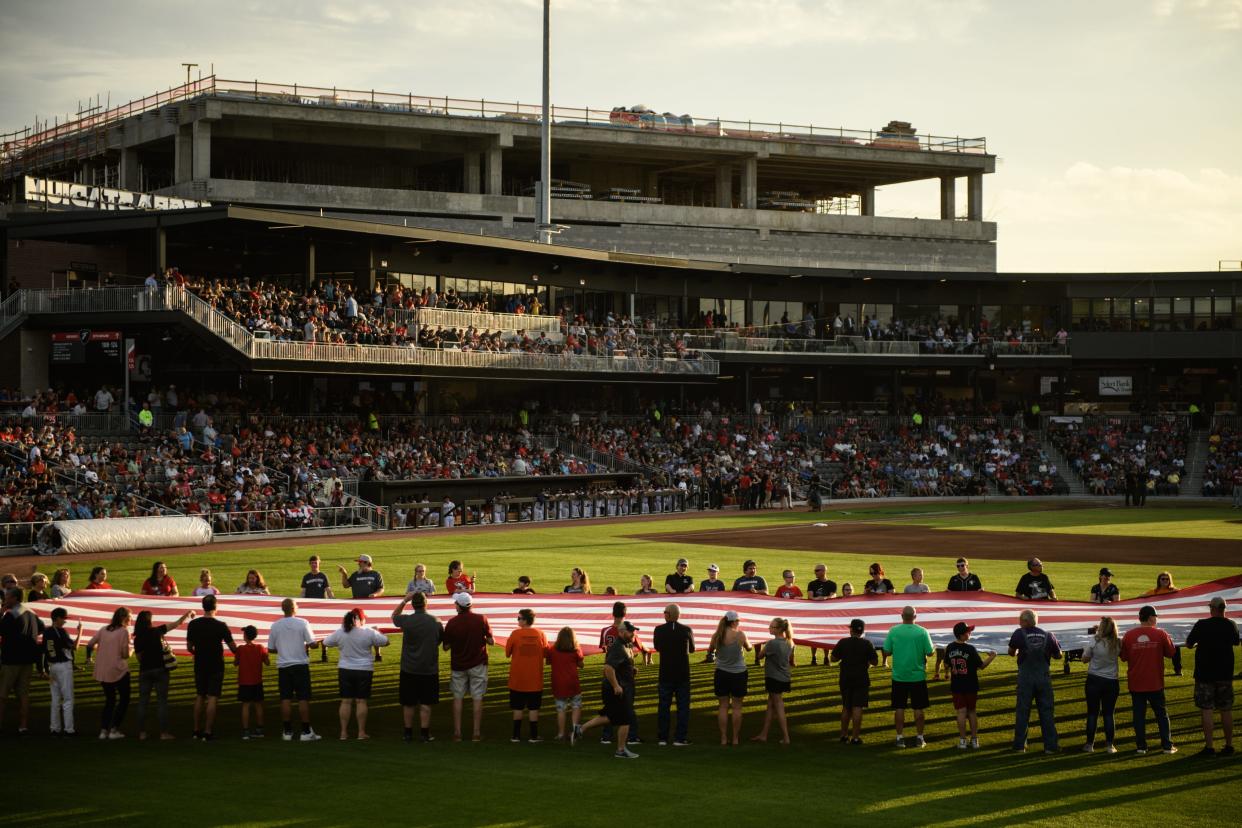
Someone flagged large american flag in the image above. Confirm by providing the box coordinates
[29,575,1242,655]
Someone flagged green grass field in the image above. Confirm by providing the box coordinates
[7,502,1242,827]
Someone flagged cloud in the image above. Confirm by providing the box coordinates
[1152,0,1242,30]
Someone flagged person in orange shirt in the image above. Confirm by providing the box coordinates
[506,608,548,743]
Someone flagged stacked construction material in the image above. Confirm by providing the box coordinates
[597,186,662,204]
[758,190,815,211]
[522,179,593,199]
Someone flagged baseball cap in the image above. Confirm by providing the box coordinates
[1098,567,1114,577]
[849,619,865,633]
[953,622,975,638]
[453,592,473,608]
[621,621,639,632]
[676,558,689,566]
[707,564,719,572]
[1027,557,1043,569]
[357,554,373,564]
[724,610,739,622]
[1139,605,1157,621]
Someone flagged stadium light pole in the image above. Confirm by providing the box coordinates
[538,0,553,244]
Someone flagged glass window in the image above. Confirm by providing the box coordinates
[1112,298,1133,332]
[1172,296,1192,331]
[1193,297,1212,331]
[1068,299,1087,332]
[1215,296,1234,330]
[1091,298,1111,331]
[698,298,744,329]
[1133,298,1150,331]
[1152,297,1171,331]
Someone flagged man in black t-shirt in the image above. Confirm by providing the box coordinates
[831,619,878,744]
[652,604,695,746]
[947,558,983,592]
[731,560,768,594]
[1185,596,1240,756]
[944,622,996,749]
[300,555,333,599]
[578,622,640,758]
[806,565,838,665]
[339,554,384,599]
[185,595,238,741]
[1014,558,1056,601]
[664,559,694,594]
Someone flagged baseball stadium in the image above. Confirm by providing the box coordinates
[1,15,1241,828]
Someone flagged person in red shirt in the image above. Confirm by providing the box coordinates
[85,566,112,590]
[235,625,270,740]
[445,560,475,595]
[1121,605,1177,755]
[775,570,803,599]
[141,562,179,597]
[548,627,584,742]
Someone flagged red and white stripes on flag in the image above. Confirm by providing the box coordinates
[29,575,1242,656]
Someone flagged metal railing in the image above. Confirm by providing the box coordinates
[417,306,561,334]
[2,74,987,176]
[12,287,717,376]
[0,521,50,550]
[200,505,377,537]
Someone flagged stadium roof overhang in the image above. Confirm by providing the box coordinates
[2,205,1231,289]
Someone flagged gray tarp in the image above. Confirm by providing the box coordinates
[35,516,212,555]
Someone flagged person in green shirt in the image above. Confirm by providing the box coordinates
[882,606,935,748]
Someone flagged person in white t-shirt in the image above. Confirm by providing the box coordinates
[266,599,322,741]
[94,387,114,411]
[324,608,390,740]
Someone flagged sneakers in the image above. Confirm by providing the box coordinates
[673,739,691,747]
[403,732,414,743]
[1196,746,1216,758]
[1162,746,1178,755]
[627,737,642,745]
[850,737,863,745]
[1135,748,1148,755]
[99,730,109,740]
[422,734,435,743]
[894,736,906,748]
[252,728,264,739]
[600,736,611,744]
[1082,743,1094,753]
[242,729,251,741]
[970,738,980,750]
[658,740,669,747]
[1105,744,1118,754]
[913,735,926,749]
[570,725,581,747]
[108,729,126,740]
[958,738,968,750]
[1219,746,1235,757]
[201,733,215,743]
[282,731,295,741]
[613,748,640,759]
[300,730,322,742]
[528,737,542,744]
[511,737,521,743]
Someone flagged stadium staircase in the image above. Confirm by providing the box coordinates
[1039,437,1087,495]
[1180,429,1209,496]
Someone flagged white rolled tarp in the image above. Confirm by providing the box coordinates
[35,516,212,555]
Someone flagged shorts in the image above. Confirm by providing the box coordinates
[1194,680,1234,711]
[952,692,978,712]
[509,690,543,711]
[237,683,265,703]
[338,668,374,700]
[450,664,488,699]
[555,694,582,712]
[194,667,224,698]
[764,676,792,695]
[600,682,633,726]
[714,669,748,699]
[840,681,870,709]
[278,664,313,701]
[0,664,33,697]
[891,680,930,710]
[399,672,439,707]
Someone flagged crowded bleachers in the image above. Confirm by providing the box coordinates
[1202,425,1242,498]
[1047,417,1189,496]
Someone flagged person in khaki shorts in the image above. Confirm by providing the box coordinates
[1185,596,1240,757]
[442,592,494,742]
